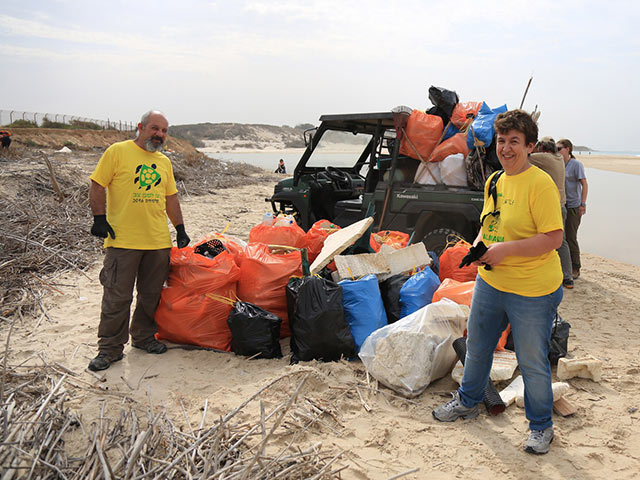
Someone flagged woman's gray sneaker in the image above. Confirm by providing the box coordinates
[524,427,554,454]
[432,391,480,422]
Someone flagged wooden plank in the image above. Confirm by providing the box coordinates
[553,397,577,417]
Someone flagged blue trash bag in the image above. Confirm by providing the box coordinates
[428,250,439,276]
[442,123,460,142]
[339,274,388,351]
[399,267,441,318]
[466,102,508,150]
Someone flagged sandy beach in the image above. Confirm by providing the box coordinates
[576,154,640,175]
[2,146,640,479]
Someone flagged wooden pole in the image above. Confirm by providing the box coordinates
[519,76,533,109]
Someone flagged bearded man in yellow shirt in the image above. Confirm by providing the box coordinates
[88,110,190,371]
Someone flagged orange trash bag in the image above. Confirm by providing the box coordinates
[429,133,471,163]
[496,324,510,351]
[451,101,483,129]
[370,230,410,252]
[237,243,302,338]
[439,240,478,282]
[304,220,341,262]
[155,247,241,350]
[248,222,306,248]
[399,110,443,161]
[432,278,475,307]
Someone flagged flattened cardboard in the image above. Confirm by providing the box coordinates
[310,217,374,274]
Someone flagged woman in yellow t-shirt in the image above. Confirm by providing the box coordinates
[433,110,563,455]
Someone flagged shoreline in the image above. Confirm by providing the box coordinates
[199,145,640,176]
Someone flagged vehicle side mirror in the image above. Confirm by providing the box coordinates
[303,127,317,147]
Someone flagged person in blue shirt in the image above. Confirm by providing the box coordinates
[557,139,588,280]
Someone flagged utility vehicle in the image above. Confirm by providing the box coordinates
[268,107,486,254]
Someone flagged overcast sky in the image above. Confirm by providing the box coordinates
[1,0,638,151]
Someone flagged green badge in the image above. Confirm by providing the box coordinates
[134,163,162,191]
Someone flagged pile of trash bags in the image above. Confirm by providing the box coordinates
[152,212,510,397]
[400,85,507,190]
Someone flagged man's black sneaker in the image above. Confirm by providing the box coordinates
[132,338,167,354]
[88,352,123,371]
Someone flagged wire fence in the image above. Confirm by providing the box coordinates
[0,109,135,131]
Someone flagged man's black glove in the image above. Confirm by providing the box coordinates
[91,215,115,239]
[459,241,492,270]
[176,224,190,248]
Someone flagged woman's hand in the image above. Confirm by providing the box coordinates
[478,230,563,268]
[479,242,511,268]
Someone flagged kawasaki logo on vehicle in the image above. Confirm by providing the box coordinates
[396,193,419,199]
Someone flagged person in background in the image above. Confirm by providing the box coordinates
[0,129,11,148]
[275,158,286,174]
[432,110,563,455]
[531,137,574,288]
[88,110,190,371]
[557,139,588,280]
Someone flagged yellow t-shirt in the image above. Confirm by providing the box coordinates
[90,140,178,250]
[478,166,563,296]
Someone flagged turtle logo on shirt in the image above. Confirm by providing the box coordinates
[134,164,162,191]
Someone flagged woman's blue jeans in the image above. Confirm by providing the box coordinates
[458,276,563,431]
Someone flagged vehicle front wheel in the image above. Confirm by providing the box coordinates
[421,228,466,256]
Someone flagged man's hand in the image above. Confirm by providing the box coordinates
[91,215,115,239]
[578,205,586,216]
[176,224,190,248]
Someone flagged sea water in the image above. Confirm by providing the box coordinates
[204,152,640,267]
[580,168,639,266]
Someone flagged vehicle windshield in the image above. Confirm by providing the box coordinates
[306,130,373,168]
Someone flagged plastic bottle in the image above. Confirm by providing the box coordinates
[274,214,294,227]
[262,212,274,225]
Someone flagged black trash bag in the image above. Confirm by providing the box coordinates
[379,274,409,324]
[285,276,304,325]
[426,105,450,127]
[286,276,356,363]
[549,314,571,365]
[428,86,459,120]
[227,301,282,359]
[194,238,227,259]
[465,136,501,191]
[504,313,571,365]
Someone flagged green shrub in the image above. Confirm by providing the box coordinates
[41,117,72,129]
[8,119,37,128]
[25,139,37,147]
[70,119,103,130]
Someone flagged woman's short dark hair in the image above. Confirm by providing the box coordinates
[494,109,538,145]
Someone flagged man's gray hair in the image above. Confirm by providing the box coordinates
[536,136,557,154]
[140,110,166,126]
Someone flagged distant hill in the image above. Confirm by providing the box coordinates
[573,145,593,152]
[8,128,197,153]
[169,122,369,150]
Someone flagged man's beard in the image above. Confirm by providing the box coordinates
[144,136,164,152]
